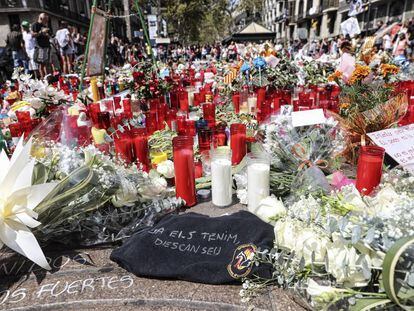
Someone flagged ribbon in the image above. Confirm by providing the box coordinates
[291,143,329,171]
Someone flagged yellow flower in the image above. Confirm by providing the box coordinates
[380,63,399,77]
[348,65,371,85]
[328,70,343,82]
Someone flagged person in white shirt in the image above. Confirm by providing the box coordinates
[55,21,71,73]
[383,33,392,53]
[21,20,38,77]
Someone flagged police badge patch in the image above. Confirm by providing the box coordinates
[227,244,257,279]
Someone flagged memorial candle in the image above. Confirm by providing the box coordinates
[232,93,240,114]
[356,146,385,195]
[132,128,150,172]
[90,78,100,102]
[230,123,246,165]
[211,149,233,207]
[247,154,270,213]
[202,102,215,128]
[198,127,212,153]
[173,136,197,207]
[114,132,134,164]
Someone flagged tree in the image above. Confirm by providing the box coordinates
[163,0,231,44]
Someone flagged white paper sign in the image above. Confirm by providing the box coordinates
[292,109,326,127]
[368,124,414,174]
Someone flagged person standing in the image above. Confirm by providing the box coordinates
[21,21,37,77]
[55,21,71,74]
[32,13,51,79]
[6,24,26,70]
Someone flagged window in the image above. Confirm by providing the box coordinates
[389,0,404,17]
[8,14,20,29]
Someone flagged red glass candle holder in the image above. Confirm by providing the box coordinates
[356,146,385,195]
[232,93,240,114]
[145,111,158,135]
[122,98,133,119]
[230,123,246,165]
[114,132,134,164]
[169,90,179,109]
[88,103,101,125]
[113,96,122,110]
[173,136,197,207]
[176,114,187,135]
[179,90,189,112]
[202,102,216,128]
[9,123,22,138]
[132,128,150,172]
[16,111,31,123]
[101,99,114,114]
[166,109,177,130]
[256,87,266,107]
[198,128,212,153]
[158,102,168,130]
[213,124,227,147]
[185,120,197,137]
[98,112,111,129]
[76,126,91,146]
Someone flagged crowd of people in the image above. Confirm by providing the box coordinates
[1,12,414,83]
[1,13,87,81]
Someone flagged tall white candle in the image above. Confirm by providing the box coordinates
[247,162,270,213]
[247,96,257,115]
[211,158,233,207]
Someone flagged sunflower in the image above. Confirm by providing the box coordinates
[348,65,371,85]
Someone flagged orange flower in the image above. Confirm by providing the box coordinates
[380,63,399,77]
[328,70,343,82]
[348,65,371,85]
[340,102,350,109]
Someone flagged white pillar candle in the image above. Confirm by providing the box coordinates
[211,158,232,207]
[247,96,257,115]
[247,160,270,214]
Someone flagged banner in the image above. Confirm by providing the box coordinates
[341,17,361,38]
[147,14,158,40]
[87,8,107,77]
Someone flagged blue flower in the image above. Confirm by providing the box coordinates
[253,57,266,69]
[240,62,251,73]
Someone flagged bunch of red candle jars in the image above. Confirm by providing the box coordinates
[8,111,42,142]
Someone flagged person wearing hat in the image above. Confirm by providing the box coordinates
[21,20,37,77]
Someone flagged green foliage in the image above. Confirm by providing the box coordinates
[163,0,230,44]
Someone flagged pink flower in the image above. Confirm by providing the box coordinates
[331,171,355,190]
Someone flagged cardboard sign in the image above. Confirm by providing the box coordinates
[368,124,414,174]
[292,109,326,127]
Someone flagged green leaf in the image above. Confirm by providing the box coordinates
[348,298,391,311]
[32,162,48,185]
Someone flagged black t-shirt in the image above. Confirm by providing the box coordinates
[6,31,23,51]
[32,22,50,48]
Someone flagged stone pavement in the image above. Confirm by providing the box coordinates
[0,202,308,311]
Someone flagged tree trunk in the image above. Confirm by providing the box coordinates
[123,0,132,42]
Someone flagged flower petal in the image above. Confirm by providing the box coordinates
[0,220,50,269]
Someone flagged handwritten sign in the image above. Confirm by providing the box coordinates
[368,124,414,174]
[148,227,241,258]
[292,109,326,127]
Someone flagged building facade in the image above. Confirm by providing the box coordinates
[263,0,414,42]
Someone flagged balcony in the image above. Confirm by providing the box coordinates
[322,0,339,11]
[306,6,322,17]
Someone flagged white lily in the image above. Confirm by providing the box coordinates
[0,138,57,270]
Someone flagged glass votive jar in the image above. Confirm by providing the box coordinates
[230,123,246,165]
[198,127,212,153]
[132,127,150,172]
[356,146,385,195]
[173,136,197,207]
